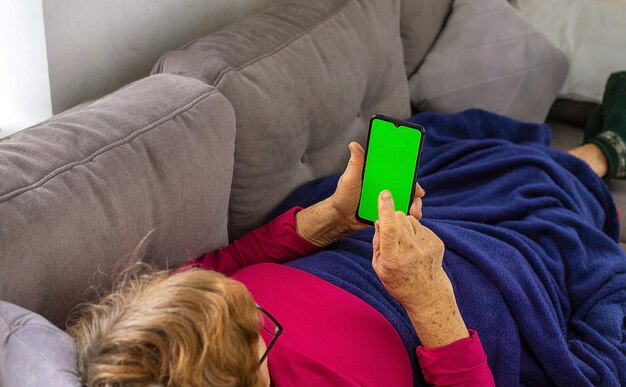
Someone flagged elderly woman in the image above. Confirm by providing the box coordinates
[69,103,626,386]
[69,139,493,386]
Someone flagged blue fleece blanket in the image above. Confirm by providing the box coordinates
[276,110,626,386]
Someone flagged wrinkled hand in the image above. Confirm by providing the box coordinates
[372,190,470,347]
[372,190,450,313]
[296,142,425,247]
[330,142,426,232]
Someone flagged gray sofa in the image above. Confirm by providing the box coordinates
[0,0,452,384]
[0,0,613,385]
[0,0,453,328]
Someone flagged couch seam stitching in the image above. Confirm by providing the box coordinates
[502,73,525,114]
[444,6,508,30]
[213,0,352,87]
[0,313,74,377]
[422,58,566,101]
[4,327,78,380]
[0,89,219,203]
[436,31,539,55]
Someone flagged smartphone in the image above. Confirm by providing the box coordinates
[356,114,425,225]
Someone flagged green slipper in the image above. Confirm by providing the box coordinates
[583,104,603,143]
[602,72,626,139]
[583,71,626,179]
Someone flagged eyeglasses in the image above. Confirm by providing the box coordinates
[256,304,282,366]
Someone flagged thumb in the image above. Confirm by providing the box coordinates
[342,142,364,183]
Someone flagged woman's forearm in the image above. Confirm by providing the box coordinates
[406,285,495,386]
[294,198,350,247]
[403,281,469,348]
[177,207,322,275]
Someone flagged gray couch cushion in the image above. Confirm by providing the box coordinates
[0,301,81,387]
[400,0,453,77]
[151,0,411,239]
[409,0,569,123]
[0,74,236,328]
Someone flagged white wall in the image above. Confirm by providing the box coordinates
[0,0,53,138]
[43,0,278,114]
[0,0,277,138]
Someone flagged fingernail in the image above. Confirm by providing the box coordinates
[381,190,391,202]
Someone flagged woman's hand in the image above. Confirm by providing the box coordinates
[296,142,426,247]
[331,142,425,229]
[372,189,448,310]
[372,190,469,347]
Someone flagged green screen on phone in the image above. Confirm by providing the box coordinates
[357,117,423,223]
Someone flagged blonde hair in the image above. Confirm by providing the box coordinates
[68,267,264,387]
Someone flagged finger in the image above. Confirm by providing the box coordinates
[421,222,445,246]
[378,190,400,250]
[373,220,380,251]
[378,190,396,224]
[407,215,421,235]
[372,221,380,260]
[341,142,365,182]
[415,182,426,198]
[412,220,446,255]
[396,211,414,230]
[409,199,422,220]
[409,183,425,219]
[351,141,365,156]
[372,220,387,275]
[396,212,418,242]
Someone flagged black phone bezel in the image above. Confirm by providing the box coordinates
[355,114,425,226]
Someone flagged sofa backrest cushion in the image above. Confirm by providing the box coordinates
[151,0,412,240]
[0,74,236,327]
[400,0,453,77]
[408,0,569,123]
[0,300,81,387]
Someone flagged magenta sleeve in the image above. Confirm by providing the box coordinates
[176,206,323,276]
[416,330,495,386]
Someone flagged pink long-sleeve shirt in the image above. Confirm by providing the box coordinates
[179,207,495,386]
